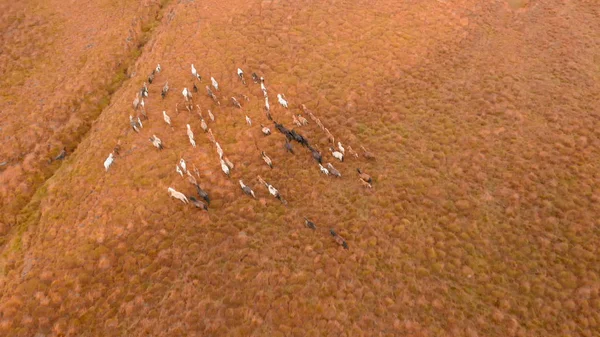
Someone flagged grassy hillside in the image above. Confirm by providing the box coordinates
[1,0,599,336]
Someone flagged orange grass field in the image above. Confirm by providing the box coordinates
[1,0,599,335]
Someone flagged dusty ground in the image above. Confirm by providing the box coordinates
[1,0,599,336]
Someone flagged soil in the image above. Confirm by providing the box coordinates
[1,0,599,336]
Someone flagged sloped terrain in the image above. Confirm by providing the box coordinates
[0,0,167,236]
[1,0,599,336]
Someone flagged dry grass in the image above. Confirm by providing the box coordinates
[0,0,167,236]
[1,0,600,336]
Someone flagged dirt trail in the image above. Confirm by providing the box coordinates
[1,0,600,336]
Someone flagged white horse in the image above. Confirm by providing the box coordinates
[168,187,188,204]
